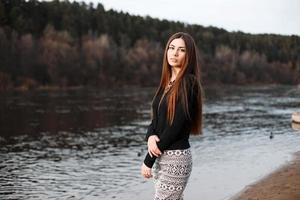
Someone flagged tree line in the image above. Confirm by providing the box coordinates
[0,0,299,90]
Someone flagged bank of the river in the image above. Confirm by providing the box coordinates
[230,151,300,200]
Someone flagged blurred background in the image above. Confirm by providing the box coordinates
[0,0,299,199]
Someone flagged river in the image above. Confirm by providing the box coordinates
[0,85,299,200]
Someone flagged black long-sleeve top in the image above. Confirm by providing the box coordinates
[143,76,198,168]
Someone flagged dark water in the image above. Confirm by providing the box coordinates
[0,85,299,200]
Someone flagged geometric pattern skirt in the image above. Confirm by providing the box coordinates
[152,148,192,200]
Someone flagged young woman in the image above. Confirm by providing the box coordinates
[141,32,203,199]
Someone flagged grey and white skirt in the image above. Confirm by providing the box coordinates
[152,148,192,200]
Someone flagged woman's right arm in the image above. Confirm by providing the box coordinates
[144,119,156,142]
[145,119,162,157]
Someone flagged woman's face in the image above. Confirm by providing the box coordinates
[167,38,186,68]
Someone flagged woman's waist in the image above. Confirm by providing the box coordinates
[162,148,191,158]
[165,138,190,150]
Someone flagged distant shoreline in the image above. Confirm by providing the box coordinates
[230,151,300,200]
[0,83,299,93]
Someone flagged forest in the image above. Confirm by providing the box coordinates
[0,0,300,90]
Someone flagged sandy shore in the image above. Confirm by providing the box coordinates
[230,151,300,200]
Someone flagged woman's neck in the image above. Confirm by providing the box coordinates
[171,66,180,81]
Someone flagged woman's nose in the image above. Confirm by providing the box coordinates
[173,49,179,56]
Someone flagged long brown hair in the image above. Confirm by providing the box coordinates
[152,32,203,135]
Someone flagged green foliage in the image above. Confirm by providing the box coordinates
[0,0,299,89]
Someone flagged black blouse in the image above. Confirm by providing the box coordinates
[143,76,198,168]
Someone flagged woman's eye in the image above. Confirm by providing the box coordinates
[180,49,186,52]
[168,46,174,50]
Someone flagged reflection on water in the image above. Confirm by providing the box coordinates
[0,85,300,200]
[0,88,151,136]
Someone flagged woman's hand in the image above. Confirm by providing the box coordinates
[141,163,152,179]
[148,135,162,158]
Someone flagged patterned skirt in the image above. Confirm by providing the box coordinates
[152,148,192,200]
